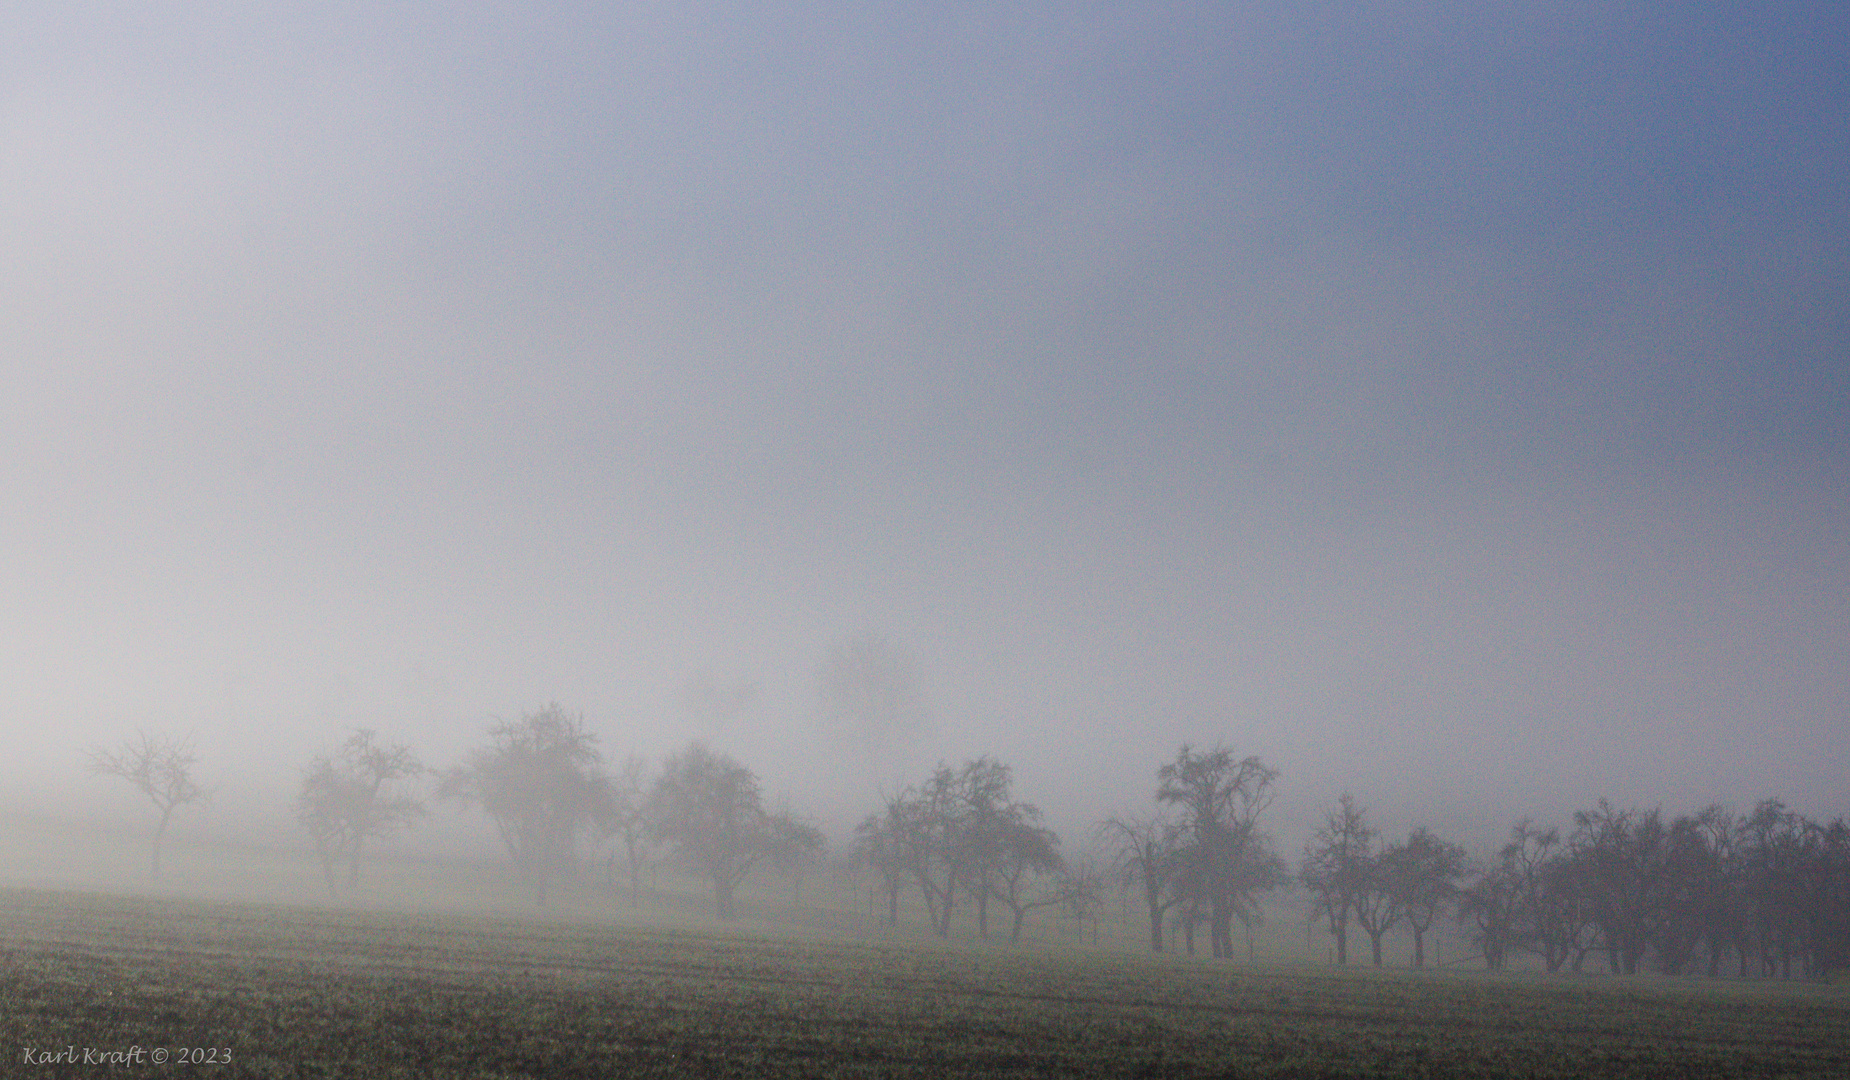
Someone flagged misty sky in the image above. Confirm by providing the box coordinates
[3,2,1845,851]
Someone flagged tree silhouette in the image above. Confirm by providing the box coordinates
[87,730,209,879]
[441,704,605,906]
[648,742,796,919]
[1157,745,1280,960]
[1099,813,1187,953]
[1382,827,1465,968]
[593,754,655,908]
[296,729,424,893]
[1301,793,1374,966]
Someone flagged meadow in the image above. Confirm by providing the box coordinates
[2,884,1846,1079]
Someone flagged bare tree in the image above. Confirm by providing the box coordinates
[1570,800,1675,975]
[1099,813,1187,953]
[592,754,655,908]
[1500,819,1599,972]
[1061,855,1108,946]
[1301,793,1374,966]
[1157,745,1281,960]
[295,729,424,893]
[854,801,909,926]
[876,756,1061,939]
[767,802,827,904]
[814,628,931,750]
[649,742,805,919]
[986,807,1066,942]
[1458,858,1521,971]
[87,731,209,879]
[954,756,1016,939]
[890,764,964,935]
[1382,827,1465,968]
[1351,852,1401,967]
[440,704,605,906]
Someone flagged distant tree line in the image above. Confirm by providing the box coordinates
[1291,793,1850,982]
[424,704,824,917]
[83,721,1848,980]
[1459,800,1850,980]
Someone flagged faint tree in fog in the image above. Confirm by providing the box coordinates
[592,754,655,908]
[889,764,963,935]
[295,729,424,893]
[955,756,1017,939]
[649,742,807,919]
[814,629,931,750]
[1458,856,1522,970]
[853,802,909,926]
[767,801,827,904]
[1156,745,1281,959]
[1382,827,1466,968]
[1569,800,1675,975]
[440,704,605,907]
[1350,852,1401,968]
[1060,856,1108,945]
[878,756,1062,939]
[86,730,209,879]
[675,669,761,731]
[983,801,1067,942]
[1099,814,1187,953]
[1300,793,1374,966]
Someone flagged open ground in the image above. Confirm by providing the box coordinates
[2,883,1846,1079]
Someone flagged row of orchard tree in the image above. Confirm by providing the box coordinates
[313,706,826,917]
[87,726,1848,978]
[85,629,921,905]
[851,746,1294,953]
[1105,764,1850,981]
[1460,801,1850,980]
[88,707,824,919]
[854,757,1100,943]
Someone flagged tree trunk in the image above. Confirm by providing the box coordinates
[151,807,175,879]
[1148,905,1165,953]
[1210,898,1233,959]
[1009,908,1024,943]
[1412,927,1426,969]
[1334,921,1348,966]
[1369,931,1384,967]
[1545,941,1565,972]
[886,879,900,927]
[315,841,337,896]
[714,876,735,919]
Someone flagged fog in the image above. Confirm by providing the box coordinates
[3,2,1845,881]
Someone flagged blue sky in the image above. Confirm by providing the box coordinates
[2,2,1844,847]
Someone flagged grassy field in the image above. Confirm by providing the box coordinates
[2,887,1846,1078]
